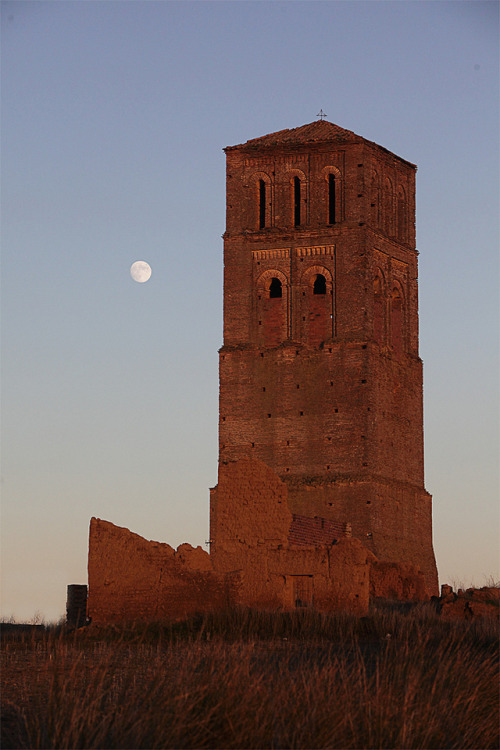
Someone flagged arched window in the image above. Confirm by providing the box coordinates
[256,271,288,346]
[313,274,327,295]
[252,172,272,230]
[328,174,336,224]
[269,277,282,298]
[259,179,266,229]
[294,176,301,227]
[322,166,342,225]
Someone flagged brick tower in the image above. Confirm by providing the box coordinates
[211,121,438,594]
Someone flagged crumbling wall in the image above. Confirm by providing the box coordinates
[439,584,500,620]
[87,518,227,623]
[369,560,428,602]
[212,458,374,614]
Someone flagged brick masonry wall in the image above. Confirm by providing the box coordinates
[217,123,438,596]
[87,518,227,623]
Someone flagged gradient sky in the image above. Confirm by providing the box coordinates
[1,0,498,622]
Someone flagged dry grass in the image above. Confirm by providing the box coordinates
[1,606,498,749]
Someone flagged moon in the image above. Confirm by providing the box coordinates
[130,260,152,283]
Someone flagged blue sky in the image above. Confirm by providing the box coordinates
[1,0,498,621]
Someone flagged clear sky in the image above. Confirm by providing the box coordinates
[1,0,498,622]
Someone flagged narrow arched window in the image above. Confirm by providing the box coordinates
[269,277,282,298]
[294,177,301,227]
[328,174,336,224]
[313,274,327,295]
[259,179,266,229]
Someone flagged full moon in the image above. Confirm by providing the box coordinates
[130,260,152,283]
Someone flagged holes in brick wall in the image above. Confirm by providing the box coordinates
[327,436,332,441]
[361,379,367,384]
[258,320,262,325]
[366,500,371,505]
[221,417,226,422]
[326,465,330,470]
[334,408,338,413]
[300,411,304,416]
[330,381,334,386]
[328,348,332,353]
[302,316,306,321]
[286,440,290,446]
[358,163,364,167]
[362,462,368,467]
[251,442,255,448]
[260,352,264,358]
[362,344,367,349]
[358,194,363,198]
[328,502,333,507]
[285,467,290,472]
[262,386,266,392]
[267,413,272,418]
[361,435,366,440]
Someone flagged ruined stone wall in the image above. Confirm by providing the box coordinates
[87,518,227,624]
[211,458,429,615]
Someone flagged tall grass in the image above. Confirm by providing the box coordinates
[2,607,498,749]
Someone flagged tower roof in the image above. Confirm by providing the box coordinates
[225,120,416,168]
[232,120,358,149]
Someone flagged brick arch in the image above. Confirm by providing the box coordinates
[300,264,333,289]
[255,269,289,346]
[250,171,273,230]
[299,265,334,346]
[256,268,289,293]
[390,281,405,357]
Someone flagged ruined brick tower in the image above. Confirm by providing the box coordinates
[211,121,438,595]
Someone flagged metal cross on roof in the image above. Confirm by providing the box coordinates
[316,109,327,120]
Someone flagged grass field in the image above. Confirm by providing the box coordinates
[1,605,498,749]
